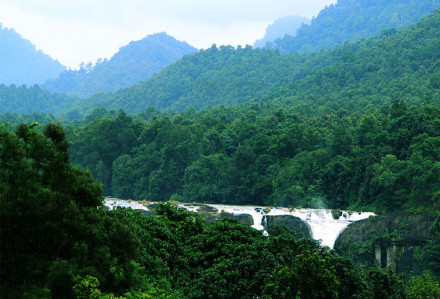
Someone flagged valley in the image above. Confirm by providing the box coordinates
[1,0,440,297]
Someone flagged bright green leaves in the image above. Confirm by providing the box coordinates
[405,272,440,299]
[183,154,232,203]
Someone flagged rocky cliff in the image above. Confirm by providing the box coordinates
[334,212,434,274]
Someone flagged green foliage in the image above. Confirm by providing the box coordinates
[64,101,440,214]
[405,272,440,299]
[365,267,405,299]
[0,124,142,297]
[72,10,440,115]
[0,124,432,297]
[272,0,440,54]
[2,4,440,298]
[0,84,76,115]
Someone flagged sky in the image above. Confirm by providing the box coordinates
[0,0,336,69]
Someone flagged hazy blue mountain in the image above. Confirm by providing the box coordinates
[0,24,65,85]
[253,15,310,49]
[272,0,440,54]
[44,33,198,98]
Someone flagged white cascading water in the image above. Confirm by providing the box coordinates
[104,198,150,212]
[103,198,375,248]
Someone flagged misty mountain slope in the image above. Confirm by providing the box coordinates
[253,15,310,49]
[265,9,440,114]
[0,24,65,86]
[44,33,198,98]
[0,84,77,116]
[83,45,335,113]
[272,0,440,54]
[80,10,440,115]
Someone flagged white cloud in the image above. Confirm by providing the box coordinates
[0,0,336,68]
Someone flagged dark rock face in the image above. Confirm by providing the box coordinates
[334,212,434,273]
[196,206,254,227]
[228,214,254,227]
[264,215,312,239]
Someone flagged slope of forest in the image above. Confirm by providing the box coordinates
[253,15,310,49]
[0,24,65,85]
[266,9,440,115]
[67,102,440,213]
[272,0,440,54]
[0,84,78,117]
[81,10,440,114]
[52,11,440,215]
[2,2,440,297]
[1,124,439,297]
[43,33,198,98]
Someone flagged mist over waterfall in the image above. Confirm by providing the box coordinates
[104,199,375,248]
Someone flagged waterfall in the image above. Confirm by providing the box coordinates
[104,198,150,212]
[103,198,375,248]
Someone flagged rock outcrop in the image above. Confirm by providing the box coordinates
[264,215,312,239]
[334,212,434,274]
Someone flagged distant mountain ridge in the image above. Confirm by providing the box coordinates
[272,0,440,54]
[44,33,198,98]
[78,9,440,114]
[0,23,65,85]
[253,15,310,49]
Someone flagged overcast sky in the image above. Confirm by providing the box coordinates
[0,0,336,69]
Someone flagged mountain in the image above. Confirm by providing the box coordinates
[0,24,65,85]
[43,33,198,98]
[80,10,440,115]
[253,15,310,49]
[272,0,440,54]
[267,9,440,115]
[0,84,76,116]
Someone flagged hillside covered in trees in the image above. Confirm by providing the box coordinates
[1,124,439,297]
[78,10,440,115]
[2,1,440,298]
[0,24,65,85]
[65,101,440,215]
[44,33,198,98]
[272,0,440,54]
[0,84,76,116]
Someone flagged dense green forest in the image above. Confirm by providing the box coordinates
[271,0,440,54]
[1,124,439,297]
[0,24,65,85]
[64,101,440,214]
[0,84,78,116]
[2,2,440,298]
[43,33,198,98]
[79,10,440,114]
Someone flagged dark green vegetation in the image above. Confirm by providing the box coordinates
[2,124,439,297]
[2,2,440,297]
[44,33,198,98]
[0,23,65,85]
[253,15,310,49]
[272,0,440,54]
[0,84,76,116]
[65,102,440,214]
[79,10,440,114]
